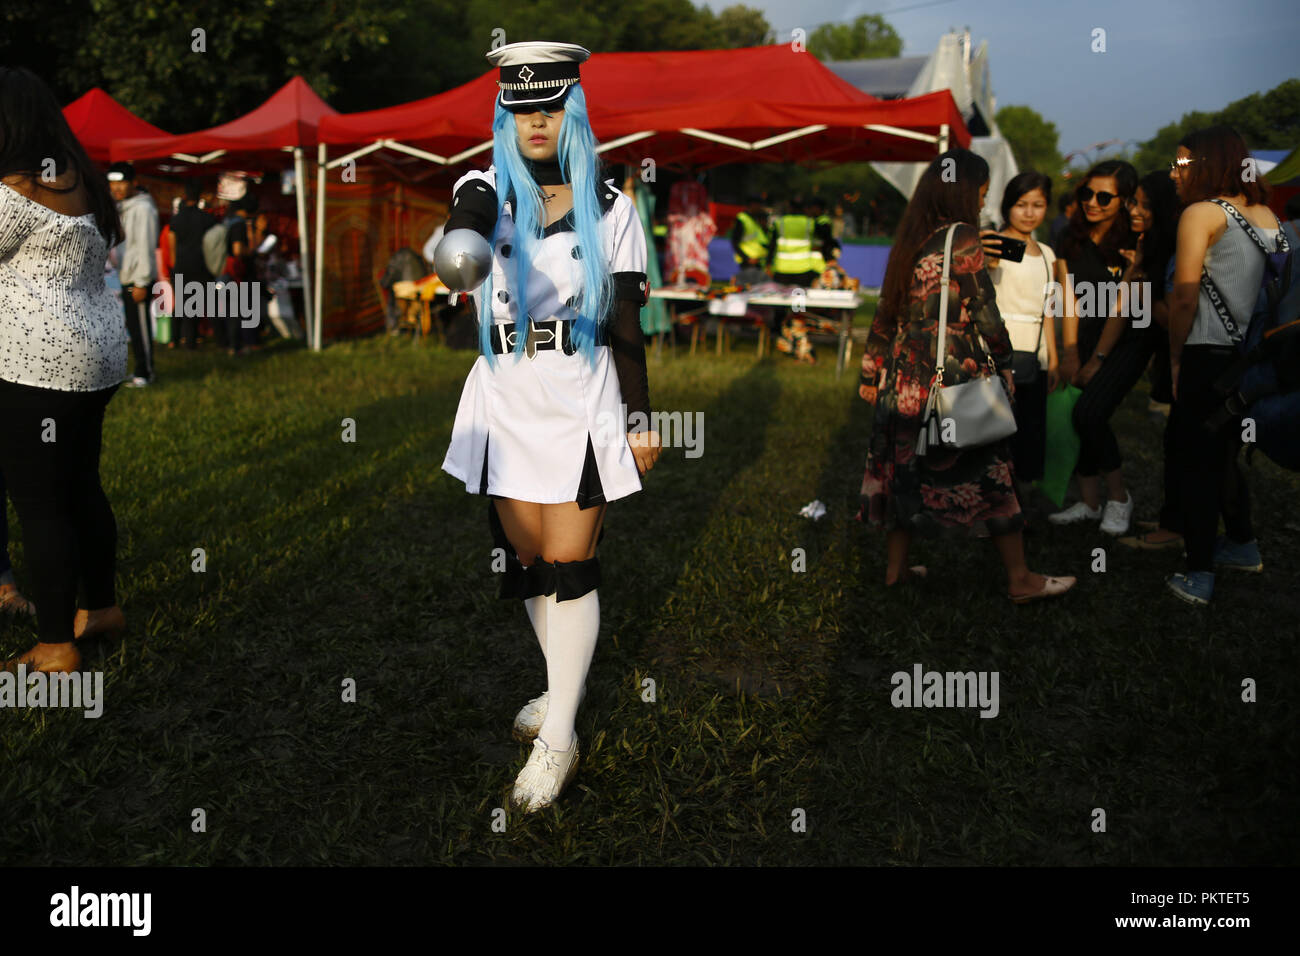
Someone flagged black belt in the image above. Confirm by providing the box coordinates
[490,317,606,357]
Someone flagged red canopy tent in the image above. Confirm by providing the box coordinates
[311,44,969,345]
[63,88,171,165]
[318,44,968,170]
[110,76,337,164]
[110,77,340,340]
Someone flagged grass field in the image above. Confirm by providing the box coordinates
[2,323,1296,866]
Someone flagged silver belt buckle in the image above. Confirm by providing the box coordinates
[524,316,556,359]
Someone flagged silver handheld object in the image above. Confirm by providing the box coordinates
[434,229,492,292]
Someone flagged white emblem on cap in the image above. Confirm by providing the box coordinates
[518,66,535,83]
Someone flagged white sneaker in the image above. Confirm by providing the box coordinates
[511,692,549,742]
[511,734,580,813]
[1099,493,1134,536]
[1048,501,1102,525]
[511,686,585,742]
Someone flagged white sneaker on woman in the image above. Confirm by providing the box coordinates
[1099,493,1134,535]
[512,692,549,742]
[511,734,580,813]
[1048,501,1102,525]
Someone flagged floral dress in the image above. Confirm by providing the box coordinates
[857,222,1023,534]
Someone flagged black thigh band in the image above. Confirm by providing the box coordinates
[489,498,604,600]
[525,556,601,602]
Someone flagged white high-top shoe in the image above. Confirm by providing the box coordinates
[512,685,586,742]
[512,692,549,742]
[511,734,580,813]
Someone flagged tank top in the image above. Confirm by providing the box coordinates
[1188,202,1281,347]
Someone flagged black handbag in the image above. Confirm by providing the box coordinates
[1009,252,1052,386]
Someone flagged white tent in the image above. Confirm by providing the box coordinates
[829,30,1020,227]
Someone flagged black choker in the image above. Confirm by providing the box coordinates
[525,157,566,186]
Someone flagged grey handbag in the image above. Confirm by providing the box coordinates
[916,224,1019,456]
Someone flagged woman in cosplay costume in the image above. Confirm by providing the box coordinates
[438,41,661,812]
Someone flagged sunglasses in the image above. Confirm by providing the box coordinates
[1169,157,1196,172]
[1077,186,1118,206]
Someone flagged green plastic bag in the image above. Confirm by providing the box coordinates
[1034,384,1082,507]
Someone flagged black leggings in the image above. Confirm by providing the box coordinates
[1073,329,1154,476]
[1168,345,1253,572]
[0,379,119,644]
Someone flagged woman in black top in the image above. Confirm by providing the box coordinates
[1048,160,1143,535]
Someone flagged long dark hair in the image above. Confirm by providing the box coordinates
[1177,124,1270,207]
[879,148,989,323]
[1060,159,1137,265]
[1134,170,1180,299]
[0,67,122,247]
[999,170,1052,231]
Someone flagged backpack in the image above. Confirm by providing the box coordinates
[1201,201,1299,470]
[202,221,229,277]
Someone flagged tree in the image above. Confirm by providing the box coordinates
[715,6,774,48]
[807,14,901,61]
[28,0,407,130]
[995,105,1063,177]
[1131,79,1300,174]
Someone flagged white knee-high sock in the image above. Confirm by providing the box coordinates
[537,589,599,751]
[523,595,547,656]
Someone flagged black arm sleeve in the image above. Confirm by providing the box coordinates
[444,178,498,239]
[609,271,650,432]
[730,219,746,259]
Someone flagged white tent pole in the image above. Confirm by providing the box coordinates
[750,125,829,151]
[293,147,314,343]
[446,141,494,166]
[314,142,327,351]
[863,124,937,145]
[378,140,449,165]
[594,131,656,153]
[938,122,950,153]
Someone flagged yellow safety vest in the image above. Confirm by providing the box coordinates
[773,215,816,274]
[733,211,769,263]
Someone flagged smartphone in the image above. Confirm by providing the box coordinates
[995,236,1027,263]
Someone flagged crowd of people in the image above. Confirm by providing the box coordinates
[101,161,306,389]
[1,56,1294,697]
[857,129,1298,607]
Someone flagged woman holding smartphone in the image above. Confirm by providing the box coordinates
[985,171,1057,492]
[857,149,1074,603]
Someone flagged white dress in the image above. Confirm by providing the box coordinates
[441,166,647,506]
[990,242,1056,369]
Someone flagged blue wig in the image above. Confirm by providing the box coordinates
[477,83,614,368]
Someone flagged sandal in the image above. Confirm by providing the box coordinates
[1009,575,1076,604]
[1117,531,1183,550]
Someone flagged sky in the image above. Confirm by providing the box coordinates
[703,0,1297,160]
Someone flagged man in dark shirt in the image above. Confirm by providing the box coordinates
[223,193,258,354]
[168,179,215,350]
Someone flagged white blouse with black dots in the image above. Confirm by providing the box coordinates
[0,182,128,392]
